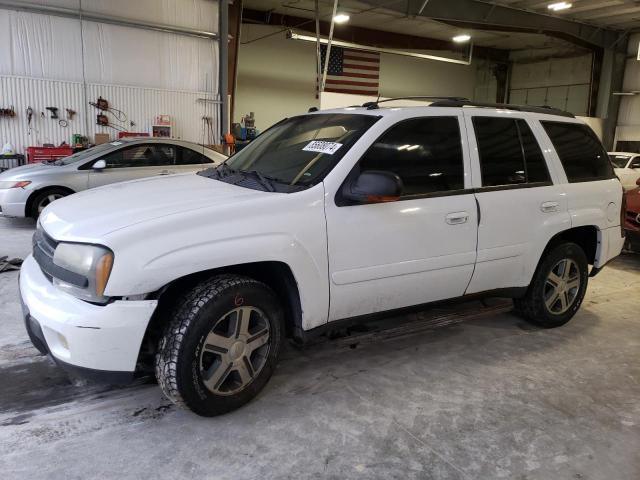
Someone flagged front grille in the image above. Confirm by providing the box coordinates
[32,227,88,288]
[33,227,58,282]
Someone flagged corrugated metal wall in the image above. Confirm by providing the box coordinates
[508,54,592,116]
[0,75,220,154]
[614,33,640,148]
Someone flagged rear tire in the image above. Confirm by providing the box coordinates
[30,188,68,219]
[514,242,589,328]
[155,274,284,416]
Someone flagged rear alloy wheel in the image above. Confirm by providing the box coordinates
[543,258,581,315]
[514,242,588,328]
[155,274,284,416]
[31,189,68,219]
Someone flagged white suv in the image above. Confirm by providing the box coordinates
[19,99,625,416]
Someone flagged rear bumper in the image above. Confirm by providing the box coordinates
[19,255,158,380]
[596,225,626,267]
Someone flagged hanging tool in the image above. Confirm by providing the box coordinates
[0,107,16,117]
[96,114,109,126]
[45,107,59,119]
[66,108,76,120]
[59,119,68,127]
[89,96,127,122]
[96,114,127,132]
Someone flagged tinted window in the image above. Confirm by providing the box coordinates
[358,117,464,196]
[101,144,175,168]
[179,147,213,165]
[473,117,525,186]
[541,121,615,182]
[517,119,550,183]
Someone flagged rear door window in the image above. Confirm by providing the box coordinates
[517,119,551,183]
[541,121,615,182]
[472,117,550,187]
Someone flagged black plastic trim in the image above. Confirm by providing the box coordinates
[473,181,553,193]
[293,287,527,343]
[54,358,135,385]
[429,100,575,118]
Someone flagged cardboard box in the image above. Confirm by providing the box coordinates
[95,133,110,145]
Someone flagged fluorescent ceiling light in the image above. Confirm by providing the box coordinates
[287,31,474,66]
[333,13,350,24]
[548,2,572,11]
[452,34,471,43]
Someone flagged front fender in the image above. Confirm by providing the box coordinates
[102,188,330,331]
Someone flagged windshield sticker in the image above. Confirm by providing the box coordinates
[302,141,343,155]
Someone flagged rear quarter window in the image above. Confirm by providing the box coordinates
[541,121,615,183]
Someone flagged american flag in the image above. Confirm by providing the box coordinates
[320,44,380,96]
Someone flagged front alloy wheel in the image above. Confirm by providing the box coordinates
[200,306,271,395]
[155,274,284,416]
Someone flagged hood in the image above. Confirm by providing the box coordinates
[39,173,271,240]
[0,162,60,179]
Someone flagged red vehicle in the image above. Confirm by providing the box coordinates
[624,178,640,251]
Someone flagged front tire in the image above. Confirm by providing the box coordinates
[514,242,589,328]
[155,274,284,416]
[30,188,68,219]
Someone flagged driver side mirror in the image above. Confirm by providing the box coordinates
[343,170,403,204]
[92,159,106,170]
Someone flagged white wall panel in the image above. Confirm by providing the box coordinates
[0,10,219,92]
[5,0,218,32]
[508,54,591,115]
[615,34,640,146]
[0,2,220,152]
[0,75,220,154]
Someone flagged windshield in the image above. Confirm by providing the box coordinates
[57,142,124,165]
[609,154,631,169]
[222,113,379,187]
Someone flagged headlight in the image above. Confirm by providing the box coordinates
[0,180,31,189]
[52,243,114,303]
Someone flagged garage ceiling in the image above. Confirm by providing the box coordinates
[243,0,593,55]
[492,0,640,31]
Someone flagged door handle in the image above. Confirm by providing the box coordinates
[445,211,469,225]
[540,201,559,213]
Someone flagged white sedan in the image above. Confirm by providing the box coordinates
[609,151,640,191]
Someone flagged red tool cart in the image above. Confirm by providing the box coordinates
[26,146,74,164]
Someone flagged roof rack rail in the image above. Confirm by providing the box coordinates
[362,96,469,110]
[428,99,575,118]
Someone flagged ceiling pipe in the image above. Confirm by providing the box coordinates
[288,31,474,66]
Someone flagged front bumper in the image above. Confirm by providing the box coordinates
[0,187,28,217]
[19,255,158,380]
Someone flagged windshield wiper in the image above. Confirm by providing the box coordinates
[217,163,237,177]
[242,170,276,192]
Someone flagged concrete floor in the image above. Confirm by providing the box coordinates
[1,216,639,480]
